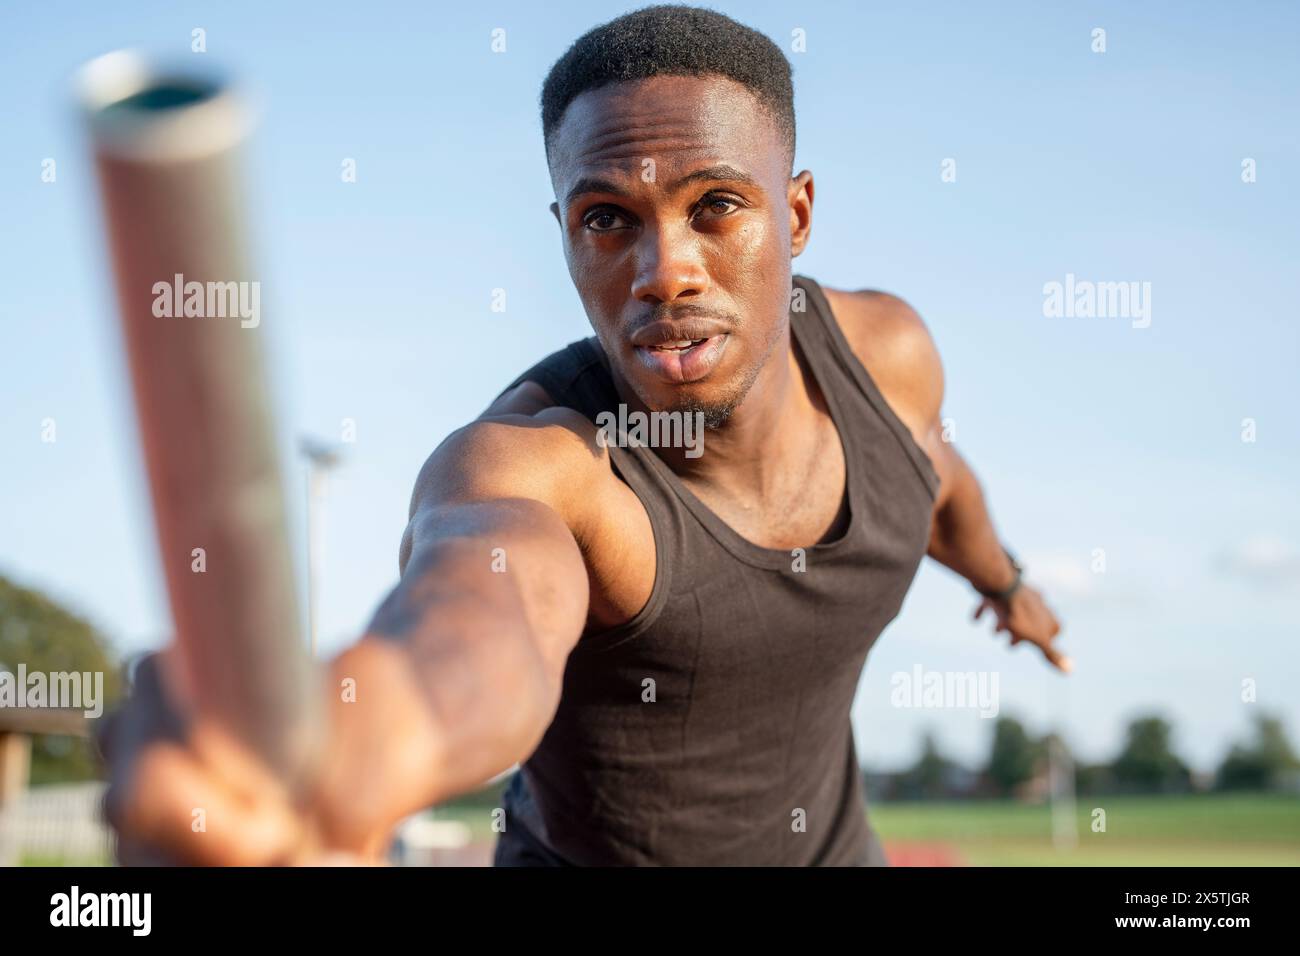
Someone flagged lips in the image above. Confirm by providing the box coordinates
[629,316,732,384]
[634,334,729,383]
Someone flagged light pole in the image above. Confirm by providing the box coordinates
[1048,733,1078,852]
[300,438,342,659]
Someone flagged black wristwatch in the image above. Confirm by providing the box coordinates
[977,547,1024,603]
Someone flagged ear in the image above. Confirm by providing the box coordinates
[549,201,561,226]
[788,170,814,258]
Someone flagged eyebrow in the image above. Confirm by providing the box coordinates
[563,163,760,206]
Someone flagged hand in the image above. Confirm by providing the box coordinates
[973,584,1072,673]
[98,639,447,865]
[97,649,307,865]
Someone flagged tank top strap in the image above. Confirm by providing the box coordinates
[791,275,941,501]
[500,336,611,414]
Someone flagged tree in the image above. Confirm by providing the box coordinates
[1074,761,1115,796]
[985,716,1042,797]
[1111,714,1191,793]
[1216,713,1300,791]
[898,731,956,800]
[0,574,122,784]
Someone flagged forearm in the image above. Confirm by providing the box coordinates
[357,501,586,804]
[927,450,1016,595]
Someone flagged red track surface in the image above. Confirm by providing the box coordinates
[881,841,965,867]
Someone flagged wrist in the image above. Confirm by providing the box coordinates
[976,547,1023,603]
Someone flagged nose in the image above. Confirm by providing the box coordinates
[630,224,708,304]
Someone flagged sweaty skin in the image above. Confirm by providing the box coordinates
[102,73,1066,864]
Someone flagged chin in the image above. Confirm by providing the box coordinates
[618,355,755,430]
[663,386,743,430]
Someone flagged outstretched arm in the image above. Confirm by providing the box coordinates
[311,407,599,851]
[101,403,597,864]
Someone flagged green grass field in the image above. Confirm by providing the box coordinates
[869,793,1300,865]
[426,789,1300,866]
[21,790,1299,866]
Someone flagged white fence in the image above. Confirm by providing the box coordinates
[0,781,113,866]
[0,781,490,866]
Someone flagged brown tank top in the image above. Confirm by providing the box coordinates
[494,275,939,865]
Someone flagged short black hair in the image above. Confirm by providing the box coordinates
[541,5,795,165]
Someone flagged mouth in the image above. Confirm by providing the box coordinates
[633,334,730,384]
[629,314,732,384]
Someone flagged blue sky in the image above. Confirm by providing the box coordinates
[2,1,1297,772]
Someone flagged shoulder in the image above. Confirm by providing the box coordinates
[409,377,655,629]
[410,380,614,527]
[818,286,944,437]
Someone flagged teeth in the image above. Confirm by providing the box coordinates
[653,339,702,351]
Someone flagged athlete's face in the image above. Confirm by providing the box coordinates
[547,74,812,426]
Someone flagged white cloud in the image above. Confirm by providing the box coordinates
[1024,551,1099,600]
[1217,535,1300,588]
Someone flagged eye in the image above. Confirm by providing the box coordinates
[583,207,631,232]
[694,193,742,220]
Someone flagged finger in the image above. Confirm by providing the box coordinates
[973,598,989,622]
[1035,640,1074,674]
[118,741,303,866]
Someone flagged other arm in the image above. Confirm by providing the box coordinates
[825,288,1070,672]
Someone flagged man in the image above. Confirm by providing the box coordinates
[104,5,1067,866]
